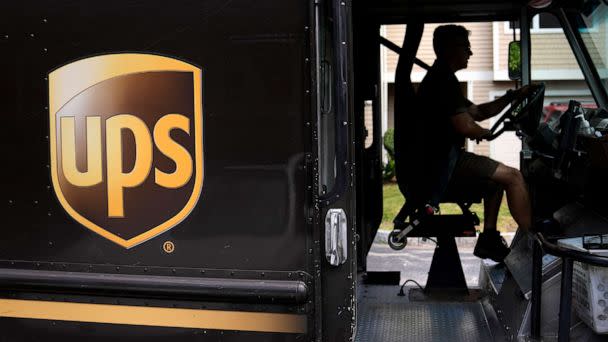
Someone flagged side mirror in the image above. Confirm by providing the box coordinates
[508,41,522,80]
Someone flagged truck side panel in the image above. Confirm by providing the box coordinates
[0,0,315,340]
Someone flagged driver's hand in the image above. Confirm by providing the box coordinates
[480,129,492,140]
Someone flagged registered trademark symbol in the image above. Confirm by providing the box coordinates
[163,241,175,254]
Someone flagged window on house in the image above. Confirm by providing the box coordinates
[507,13,563,32]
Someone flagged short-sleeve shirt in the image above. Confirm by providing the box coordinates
[413,59,473,201]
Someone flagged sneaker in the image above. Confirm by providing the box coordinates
[474,230,510,263]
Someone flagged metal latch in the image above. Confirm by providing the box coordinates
[325,209,348,266]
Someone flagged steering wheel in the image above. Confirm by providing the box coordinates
[485,83,546,141]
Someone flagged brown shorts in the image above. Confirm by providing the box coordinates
[444,151,501,198]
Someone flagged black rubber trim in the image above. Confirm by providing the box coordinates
[0,268,309,304]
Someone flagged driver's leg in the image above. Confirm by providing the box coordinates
[448,152,510,262]
[483,184,503,232]
[489,164,532,231]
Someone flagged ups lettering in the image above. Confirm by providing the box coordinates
[59,114,193,218]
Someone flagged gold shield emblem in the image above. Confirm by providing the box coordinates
[49,54,203,248]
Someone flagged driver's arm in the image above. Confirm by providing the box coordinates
[468,94,513,121]
[451,111,490,139]
[468,85,533,121]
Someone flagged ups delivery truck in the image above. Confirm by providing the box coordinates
[1,0,608,341]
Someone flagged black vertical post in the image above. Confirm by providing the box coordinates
[558,257,574,342]
[531,239,542,340]
[520,6,531,86]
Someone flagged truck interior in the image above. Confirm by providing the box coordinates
[350,0,608,340]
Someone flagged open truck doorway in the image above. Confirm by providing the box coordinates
[368,18,529,287]
[353,0,608,341]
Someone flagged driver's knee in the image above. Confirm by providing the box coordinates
[491,163,524,188]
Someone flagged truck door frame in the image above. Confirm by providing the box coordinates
[312,0,357,341]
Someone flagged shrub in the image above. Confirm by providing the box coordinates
[384,128,395,158]
[383,129,395,181]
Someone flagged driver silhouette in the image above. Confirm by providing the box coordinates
[414,25,534,262]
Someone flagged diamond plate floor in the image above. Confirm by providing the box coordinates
[355,285,494,342]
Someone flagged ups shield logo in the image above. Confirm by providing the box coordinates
[49,54,203,248]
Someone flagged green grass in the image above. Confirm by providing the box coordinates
[381,182,517,232]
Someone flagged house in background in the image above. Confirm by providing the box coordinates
[375,12,601,169]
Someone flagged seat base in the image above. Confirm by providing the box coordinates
[392,201,478,294]
[425,235,469,294]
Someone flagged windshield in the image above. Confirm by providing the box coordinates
[575,0,608,97]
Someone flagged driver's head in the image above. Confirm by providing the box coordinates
[433,25,472,71]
